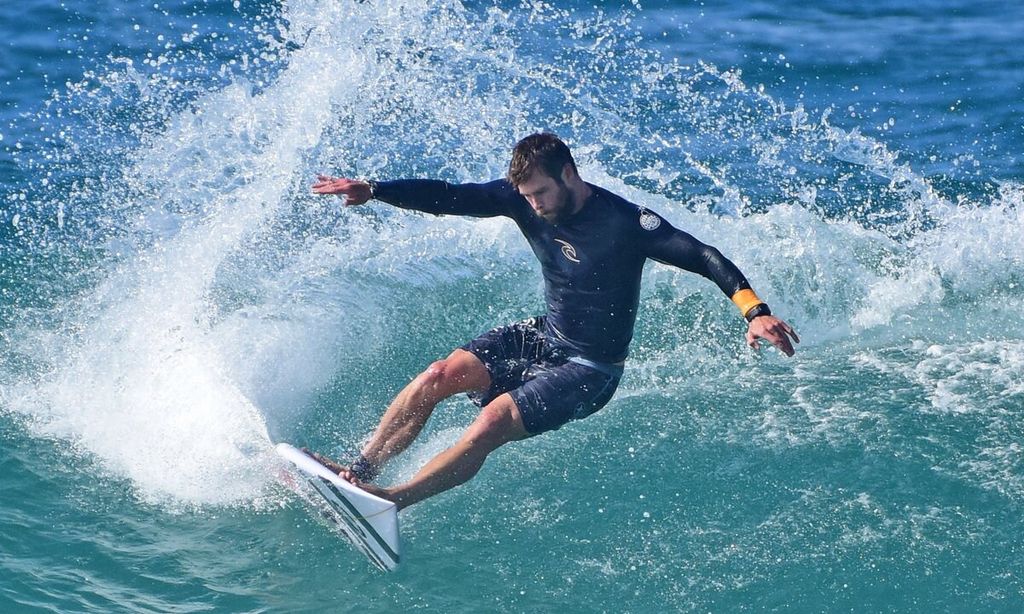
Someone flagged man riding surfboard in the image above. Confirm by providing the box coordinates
[309,133,798,510]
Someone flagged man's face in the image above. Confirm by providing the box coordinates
[516,167,572,224]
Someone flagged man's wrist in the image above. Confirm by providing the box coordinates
[731,288,770,321]
[366,179,378,200]
[745,303,772,322]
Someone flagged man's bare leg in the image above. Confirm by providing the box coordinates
[368,393,529,510]
[312,349,490,482]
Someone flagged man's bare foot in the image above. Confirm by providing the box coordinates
[353,481,397,504]
[303,449,354,481]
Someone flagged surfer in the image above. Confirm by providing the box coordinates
[310,133,798,510]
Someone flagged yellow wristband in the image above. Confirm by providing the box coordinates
[730,288,764,318]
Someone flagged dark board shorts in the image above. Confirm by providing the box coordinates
[461,316,623,435]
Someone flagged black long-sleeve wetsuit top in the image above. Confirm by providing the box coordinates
[373,179,755,364]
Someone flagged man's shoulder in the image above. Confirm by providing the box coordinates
[588,182,641,212]
[587,182,679,241]
[480,178,530,214]
[479,178,515,190]
[476,178,526,202]
[453,177,528,212]
[588,183,659,227]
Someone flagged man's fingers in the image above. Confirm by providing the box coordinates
[313,182,348,195]
[782,323,800,344]
[748,321,797,357]
[773,335,795,357]
[764,327,795,356]
[313,175,348,195]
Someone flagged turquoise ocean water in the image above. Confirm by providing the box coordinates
[2,0,1022,611]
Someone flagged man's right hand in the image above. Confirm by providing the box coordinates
[312,175,373,206]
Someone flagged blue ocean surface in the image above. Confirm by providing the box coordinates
[1,0,1022,611]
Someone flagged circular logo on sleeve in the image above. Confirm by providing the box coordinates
[639,210,661,231]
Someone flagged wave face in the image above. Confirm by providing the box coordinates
[1,0,1022,611]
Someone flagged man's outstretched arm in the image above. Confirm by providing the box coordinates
[313,176,517,218]
[643,218,799,357]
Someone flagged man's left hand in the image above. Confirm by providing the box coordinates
[746,315,799,357]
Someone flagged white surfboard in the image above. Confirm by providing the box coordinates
[276,443,401,571]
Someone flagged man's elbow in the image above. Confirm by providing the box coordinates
[701,246,728,268]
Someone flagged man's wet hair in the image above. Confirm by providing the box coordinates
[507,133,578,187]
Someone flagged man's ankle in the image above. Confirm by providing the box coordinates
[349,455,379,483]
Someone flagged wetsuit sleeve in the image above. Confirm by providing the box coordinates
[642,215,767,318]
[371,179,517,218]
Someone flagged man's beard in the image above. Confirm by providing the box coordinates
[537,186,573,224]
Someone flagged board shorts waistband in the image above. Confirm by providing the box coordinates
[568,356,625,377]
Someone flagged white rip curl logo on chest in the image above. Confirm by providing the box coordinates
[554,238,580,263]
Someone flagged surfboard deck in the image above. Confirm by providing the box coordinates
[275,443,401,571]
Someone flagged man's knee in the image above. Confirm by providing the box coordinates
[408,360,447,401]
[414,353,487,400]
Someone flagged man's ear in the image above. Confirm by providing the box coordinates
[561,163,577,184]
